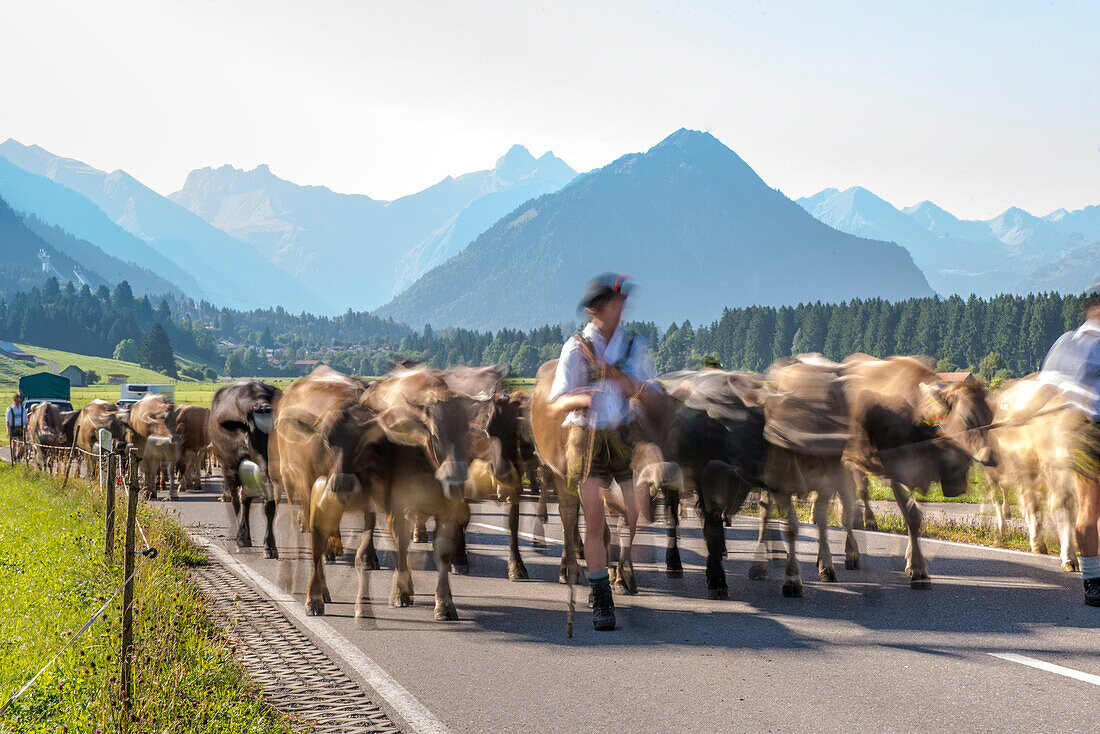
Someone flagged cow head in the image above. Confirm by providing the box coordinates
[918,380,996,496]
[214,381,281,459]
[277,398,382,498]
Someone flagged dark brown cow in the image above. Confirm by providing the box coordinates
[842,355,996,588]
[26,402,68,473]
[209,380,282,557]
[125,395,181,500]
[173,405,210,492]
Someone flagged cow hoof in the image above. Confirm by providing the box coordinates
[305,601,325,616]
[412,530,430,543]
[748,562,768,580]
[324,552,338,564]
[865,518,879,532]
[167,493,178,502]
[558,569,568,584]
[782,581,804,598]
[392,593,414,608]
[909,578,932,590]
[587,590,594,608]
[852,514,865,530]
[1062,559,1080,573]
[263,548,278,560]
[237,537,253,549]
[532,540,547,552]
[1032,542,1049,555]
[707,586,729,600]
[818,567,838,583]
[845,556,861,570]
[612,581,630,595]
[508,562,529,581]
[666,568,684,579]
[366,556,382,571]
[322,588,332,603]
[434,604,459,621]
[451,562,469,575]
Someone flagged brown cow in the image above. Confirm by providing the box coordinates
[73,400,126,480]
[842,355,996,588]
[125,394,181,500]
[750,356,863,597]
[26,402,70,470]
[273,365,473,619]
[173,405,210,492]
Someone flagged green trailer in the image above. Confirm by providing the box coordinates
[18,372,72,411]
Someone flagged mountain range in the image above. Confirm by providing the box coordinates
[169,145,576,309]
[797,187,1100,297]
[2,130,1099,330]
[377,129,933,330]
[0,139,324,312]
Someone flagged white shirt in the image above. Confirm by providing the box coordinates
[6,403,27,428]
[548,323,654,428]
[1037,320,1100,420]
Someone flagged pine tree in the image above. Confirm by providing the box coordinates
[139,322,177,377]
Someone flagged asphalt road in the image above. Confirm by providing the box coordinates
[149,475,1100,734]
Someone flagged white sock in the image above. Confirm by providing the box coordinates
[1081,556,1100,580]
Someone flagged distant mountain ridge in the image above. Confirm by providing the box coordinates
[170,145,576,309]
[798,187,1100,297]
[0,139,325,312]
[378,129,932,330]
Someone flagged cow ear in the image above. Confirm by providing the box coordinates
[918,382,950,425]
[377,408,430,446]
[272,407,319,437]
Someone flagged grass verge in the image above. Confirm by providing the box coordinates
[0,462,296,733]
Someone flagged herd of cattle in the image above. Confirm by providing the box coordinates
[17,353,1086,619]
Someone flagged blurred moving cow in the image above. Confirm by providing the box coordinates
[842,355,996,588]
[987,376,1079,571]
[174,404,210,492]
[26,402,72,473]
[74,399,126,480]
[125,394,181,500]
[209,380,281,557]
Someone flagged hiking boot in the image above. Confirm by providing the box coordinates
[1085,577,1100,607]
[592,581,616,631]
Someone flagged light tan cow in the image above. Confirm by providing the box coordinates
[73,400,127,480]
[125,395,181,500]
[987,377,1079,571]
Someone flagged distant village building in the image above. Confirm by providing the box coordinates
[0,341,34,361]
[107,373,129,385]
[937,371,977,385]
[60,365,88,387]
[293,359,320,375]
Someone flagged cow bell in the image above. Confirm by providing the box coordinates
[239,460,270,500]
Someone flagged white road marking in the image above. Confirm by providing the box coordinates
[988,652,1100,687]
[470,521,561,545]
[193,536,452,734]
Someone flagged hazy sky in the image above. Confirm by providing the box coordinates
[1,0,1096,219]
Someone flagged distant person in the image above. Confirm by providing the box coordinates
[6,391,27,461]
[547,273,655,630]
[1034,293,1100,606]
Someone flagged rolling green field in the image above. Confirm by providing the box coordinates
[0,463,294,733]
[14,342,176,384]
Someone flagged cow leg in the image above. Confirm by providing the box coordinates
[749,493,772,581]
[557,485,582,584]
[262,499,278,559]
[1021,489,1046,554]
[536,468,550,524]
[325,529,345,564]
[388,511,414,607]
[236,495,255,548]
[853,472,876,531]
[1053,497,1079,572]
[412,513,430,543]
[838,473,862,570]
[613,478,641,595]
[433,509,460,621]
[450,516,470,575]
[362,510,381,570]
[507,496,529,580]
[814,490,838,582]
[776,493,804,598]
[353,511,375,619]
[892,482,930,588]
[142,465,157,501]
[700,461,731,599]
[665,486,683,577]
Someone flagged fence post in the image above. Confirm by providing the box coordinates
[120,448,140,713]
[104,452,117,562]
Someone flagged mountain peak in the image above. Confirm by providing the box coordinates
[651,128,725,154]
[494,145,537,176]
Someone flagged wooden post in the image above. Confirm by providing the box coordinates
[120,448,140,712]
[104,452,117,561]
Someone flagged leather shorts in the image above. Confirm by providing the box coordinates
[1073,419,1100,482]
[566,423,634,493]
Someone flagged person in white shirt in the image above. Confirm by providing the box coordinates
[548,273,655,630]
[1034,293,1100,606]
[6,391,27,461]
